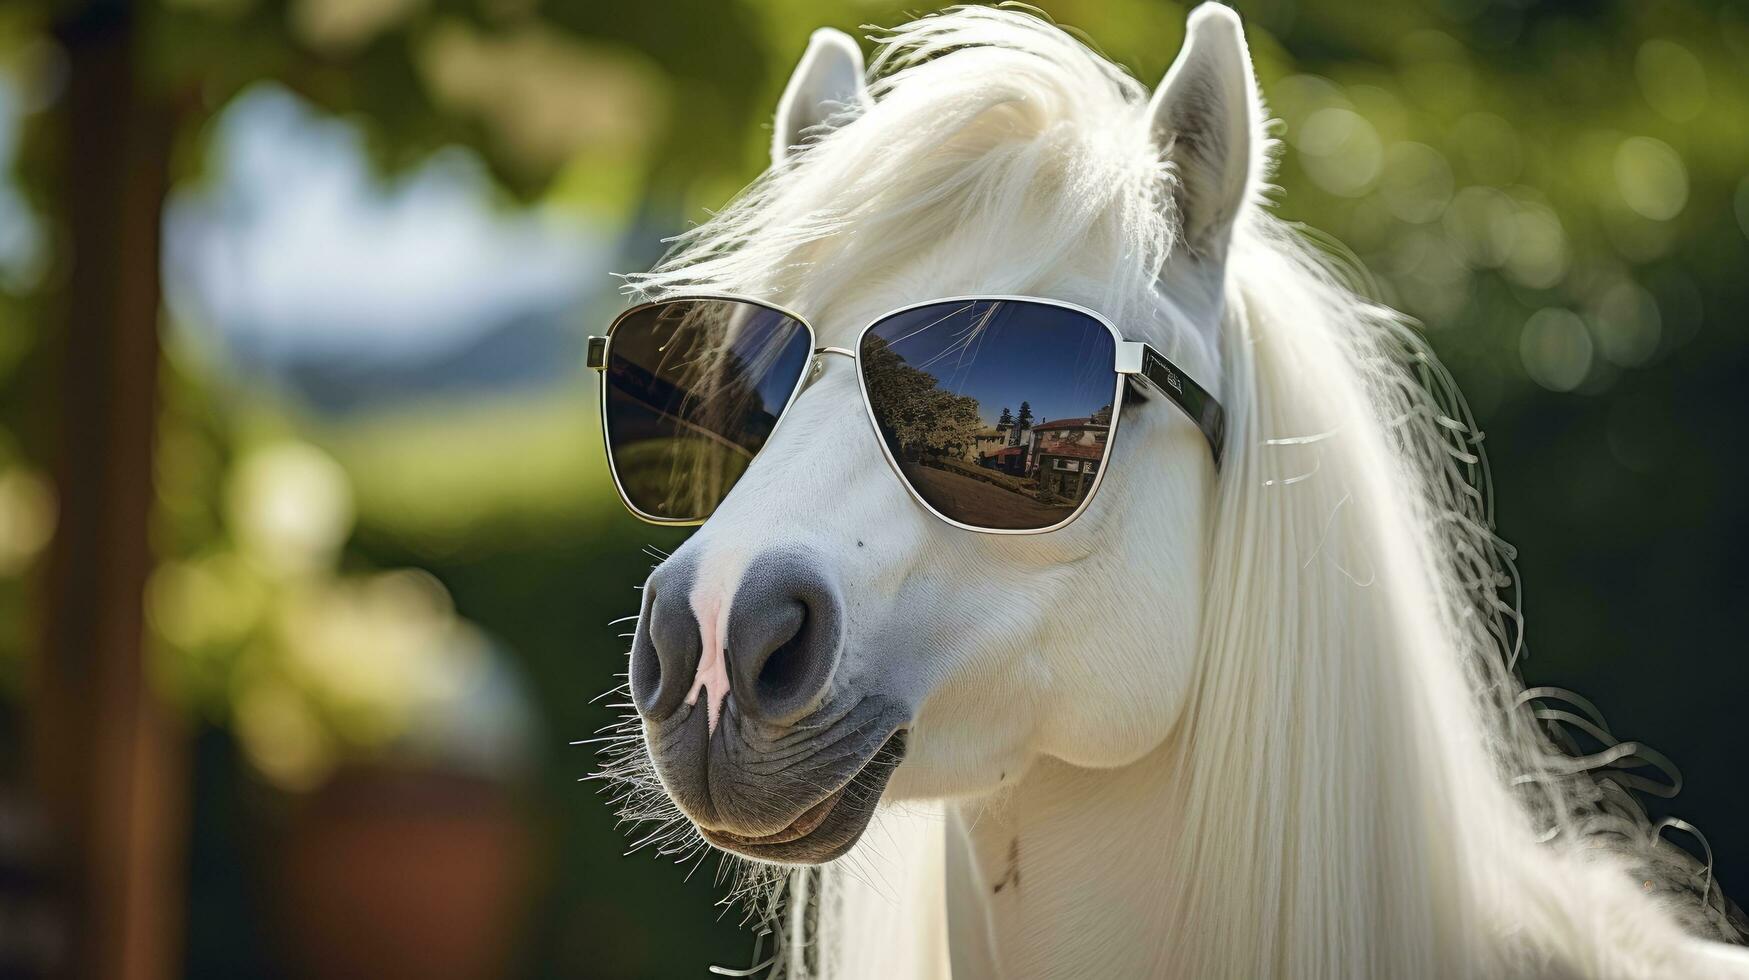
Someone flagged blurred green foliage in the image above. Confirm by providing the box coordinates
[0,0,1746,976]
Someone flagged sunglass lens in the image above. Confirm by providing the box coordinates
[859,299,1119,531]
[603,299,812,522]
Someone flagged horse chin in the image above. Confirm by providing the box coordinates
[697,730,907,865]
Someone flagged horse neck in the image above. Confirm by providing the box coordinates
[930,711,1706,980]
[940,736,1190,978]
[934,670,1493,980]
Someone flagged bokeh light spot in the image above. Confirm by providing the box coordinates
[227,442,356,579]
[1298,107,1383,198]
[1589,280,1662,368]
[1519,308,1594,392]
[236,679,333,792]
[1635,39,1708,123]
[1503,203,1568,290]
[1614,136,1688,221]
[1444,185,1517,268]
[0,467,55,576]
[1271,73,1349,129]
[1380,142,1454,223]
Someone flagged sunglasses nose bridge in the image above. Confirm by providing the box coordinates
[805,346,858,386]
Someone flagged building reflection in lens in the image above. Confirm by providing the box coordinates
[862,312,1114,529]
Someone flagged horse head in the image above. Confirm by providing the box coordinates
[619,6,1256,865]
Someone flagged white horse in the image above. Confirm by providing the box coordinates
[597,6,1747,977]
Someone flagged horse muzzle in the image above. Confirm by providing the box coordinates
[630,549,909,863]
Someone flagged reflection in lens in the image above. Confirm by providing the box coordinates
[604,299,812,521]
[860,300,1118,531]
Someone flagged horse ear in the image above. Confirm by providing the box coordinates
[1148,4,1263,258]
[772,28,872,164]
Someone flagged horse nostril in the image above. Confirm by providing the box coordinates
[729,553,844,725]
[631,563,702,724]
[753,603,812,707]
[629,600,664,711]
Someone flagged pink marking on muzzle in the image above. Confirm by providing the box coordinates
[685,594,731,734]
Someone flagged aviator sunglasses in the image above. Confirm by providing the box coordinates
[587,295,1225,534]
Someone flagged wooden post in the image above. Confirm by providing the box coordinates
[35,3,183,978]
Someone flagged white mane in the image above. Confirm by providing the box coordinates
[605,8,1741,977]
[627,9,1217,385]
[1177,220,1739,976]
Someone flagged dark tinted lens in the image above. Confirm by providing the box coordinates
[603,299,812,521]
[859,299,1118,531]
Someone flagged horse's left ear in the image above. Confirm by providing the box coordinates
[1149,4,1264,259]
[772,28,872,164]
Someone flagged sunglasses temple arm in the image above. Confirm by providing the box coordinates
[1128,343,1226,468]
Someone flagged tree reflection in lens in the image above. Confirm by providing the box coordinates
[860,300,1117,531]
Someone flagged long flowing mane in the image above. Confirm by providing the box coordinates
[597,8,1741,976]
[1179,220,1742,976]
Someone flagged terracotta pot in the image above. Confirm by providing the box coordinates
[274,766,531,980]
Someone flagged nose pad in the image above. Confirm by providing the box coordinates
[728,552,845,725]
[629,561,701,723]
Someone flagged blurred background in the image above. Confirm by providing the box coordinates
[0,0,1744,976]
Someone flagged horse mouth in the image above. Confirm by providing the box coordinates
[698,729,906,864]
